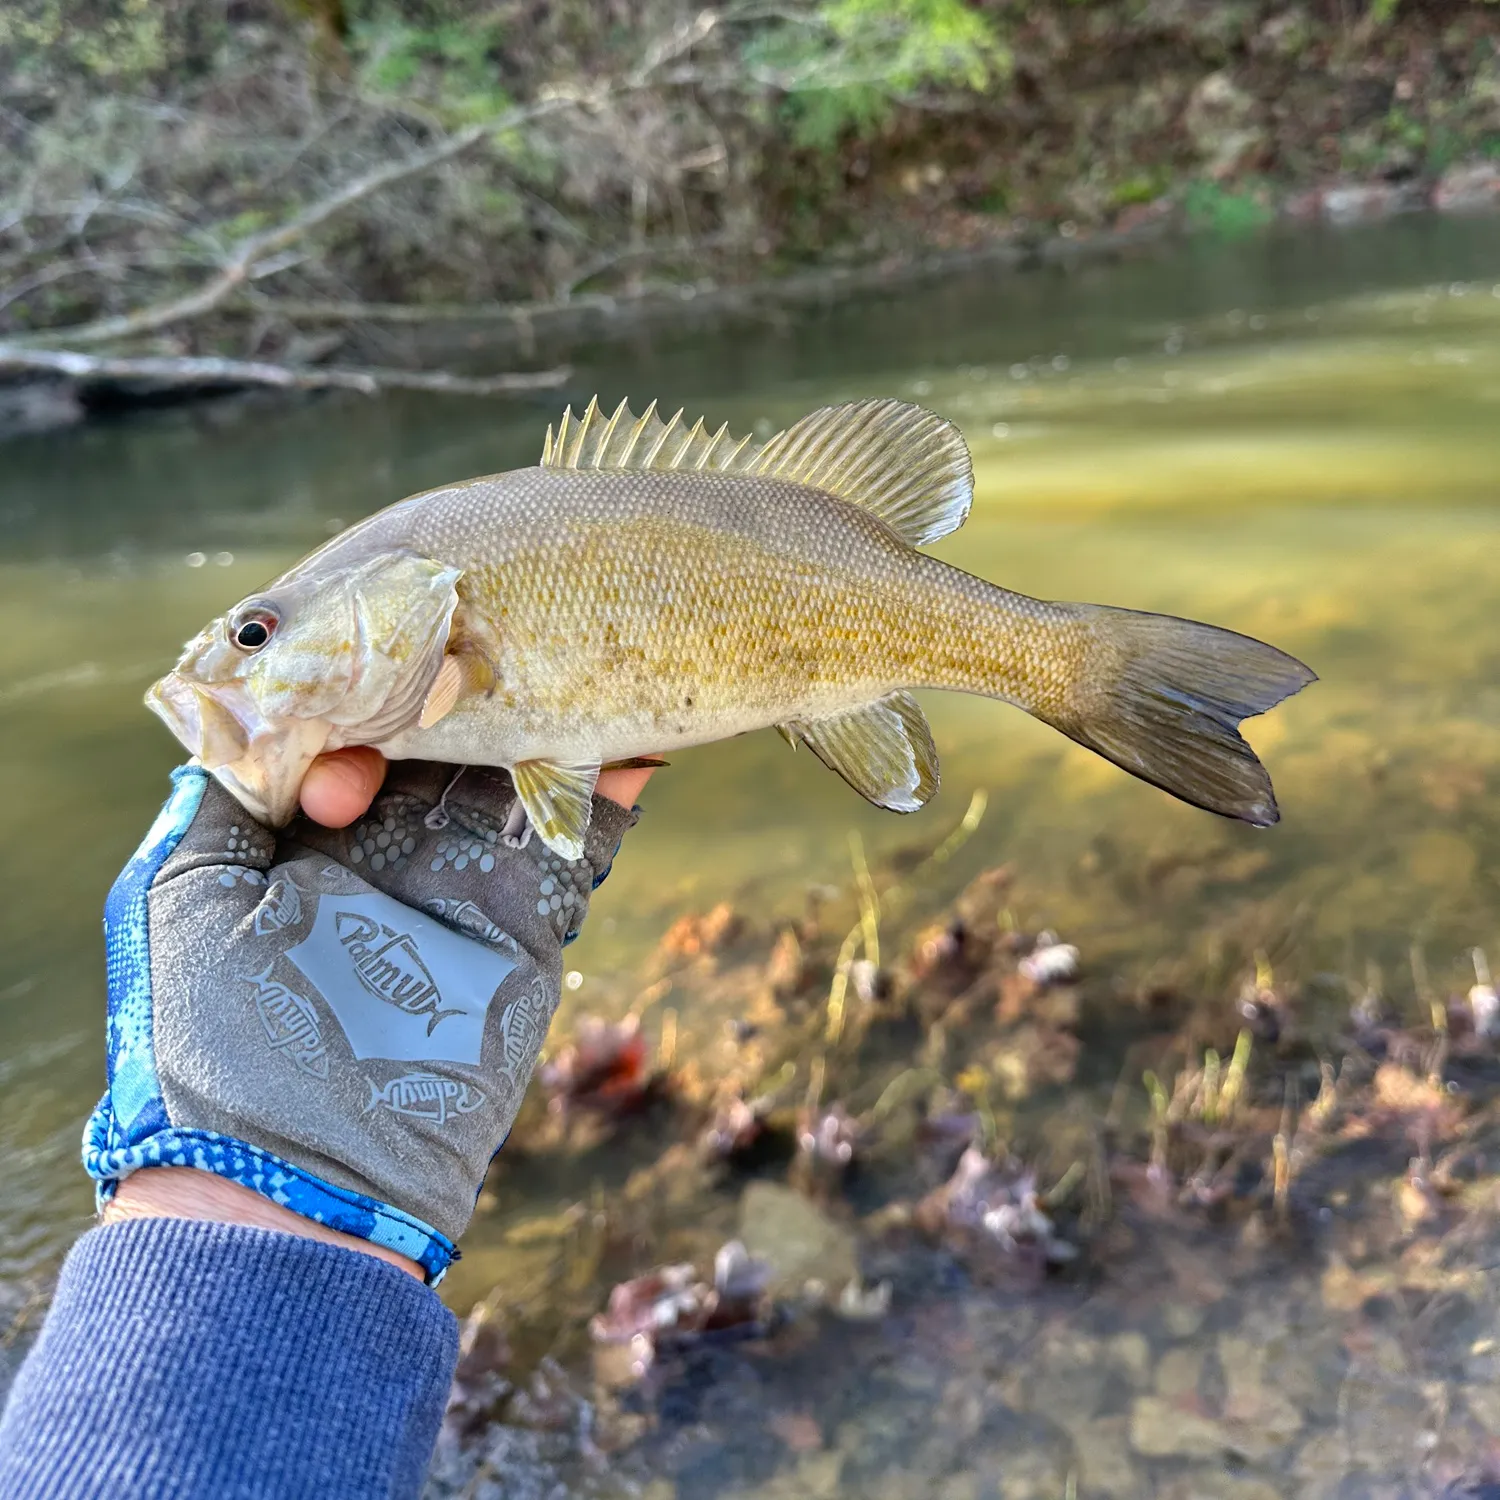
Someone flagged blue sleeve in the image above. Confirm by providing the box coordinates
[0,1217,458,1500]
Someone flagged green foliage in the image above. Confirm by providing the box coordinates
[1183,179,1273,238]
[1384,105,1427,155]
[1369,0,1401,23]
[352,9,513,124]
[1111,171,1169,208]
[0,0,172,82]
[744,0,1008,151]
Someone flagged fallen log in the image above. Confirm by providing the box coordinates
[0,346,570,397]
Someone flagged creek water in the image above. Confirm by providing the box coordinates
[2,216,1500,1494]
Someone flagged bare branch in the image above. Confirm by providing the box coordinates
[0,346,571,396]
[559,231,736,298]
[627,8,723,86]
[243,297,575,324]
[0,10,745,398]
[11,96,574,350]
[0,251,216,315]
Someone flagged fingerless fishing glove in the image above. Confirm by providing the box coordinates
[85,762,635,1281]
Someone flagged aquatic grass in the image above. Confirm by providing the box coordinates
[1151,1030,1255,1131]
[1040,1160,1086,1210]
[658,1006,678,1072]
[868,1067,941,1120]
[1272,1080,1297,1225]
[825,792,988,1045]
[1214,1028,1254,1123]
[824,923,863,1045]
[851,832,881,972]
[1411,945,1446,1035]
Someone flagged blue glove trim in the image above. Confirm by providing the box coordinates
[102,764,207,1141]
[83,1105,459,1284]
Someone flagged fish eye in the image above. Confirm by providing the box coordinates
[229,603,279,653]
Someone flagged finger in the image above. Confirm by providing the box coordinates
[300,747,387,827]
[596,757,662,810]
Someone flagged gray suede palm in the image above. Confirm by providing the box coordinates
[145,762,635,1245]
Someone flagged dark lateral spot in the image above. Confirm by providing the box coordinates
[683,694,695,708]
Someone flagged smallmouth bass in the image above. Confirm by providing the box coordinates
[148,397,1315,857]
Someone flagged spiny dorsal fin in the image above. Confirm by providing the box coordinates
[749,399,973,545]
[541,397,761,475]
[540,395,973,547]
[783,692,939,813]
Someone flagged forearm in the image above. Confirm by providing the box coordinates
[0,1214,457,1500]
[1,753,652,1498]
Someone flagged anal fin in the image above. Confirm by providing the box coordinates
[511,760,600,861]
[783,692,939,812]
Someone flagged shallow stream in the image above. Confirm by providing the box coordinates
[3,216,1500,1496]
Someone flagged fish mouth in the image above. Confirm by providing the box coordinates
[146,671,331,826]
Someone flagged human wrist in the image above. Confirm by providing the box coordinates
[101,1167,425,1281]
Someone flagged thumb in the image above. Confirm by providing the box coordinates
[300,748,387,828]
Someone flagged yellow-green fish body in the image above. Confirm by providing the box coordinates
[148,398,1314,857]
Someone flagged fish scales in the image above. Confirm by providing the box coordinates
[147,397,1314,857]
[362,468,1063,765]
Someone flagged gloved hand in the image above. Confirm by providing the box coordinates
[84,761,637,1283]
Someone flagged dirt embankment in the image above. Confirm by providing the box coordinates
[1,0,1496,436]
[823,1,1500,253]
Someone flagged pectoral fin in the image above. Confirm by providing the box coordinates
[785,692,939,812]
[511,760,600,860]
[419,650,496,729]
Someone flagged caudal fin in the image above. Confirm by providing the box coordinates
[1047,606,1315,827]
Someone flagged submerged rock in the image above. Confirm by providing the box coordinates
[1018,934,1080,987]
[1434,162,1500,214]
[1068,1415,1142,1499]
[737,1180,860,1298]
[442,1301,514,1440]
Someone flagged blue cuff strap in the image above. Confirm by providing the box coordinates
[84,1104,458,1284]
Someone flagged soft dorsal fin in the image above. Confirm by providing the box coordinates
[539,396,974,546]
[750,399,973,545]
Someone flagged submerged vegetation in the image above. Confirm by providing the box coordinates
[0,0,1496,400]
[423,796,1500,1499]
